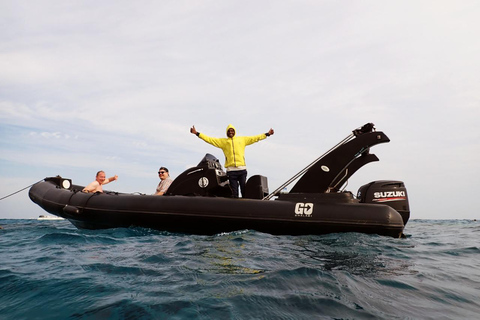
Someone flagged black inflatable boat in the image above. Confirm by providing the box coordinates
[29,123,410,237]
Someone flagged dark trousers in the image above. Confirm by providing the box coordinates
[227,170,247,198]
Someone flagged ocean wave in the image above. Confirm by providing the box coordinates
[1,219,480,319]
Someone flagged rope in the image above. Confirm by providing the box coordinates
[0,179,44,201]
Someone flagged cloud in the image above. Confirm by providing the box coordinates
[1,1,480,219]
[28,131,74,140]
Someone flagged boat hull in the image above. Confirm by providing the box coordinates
[29,180,405,238]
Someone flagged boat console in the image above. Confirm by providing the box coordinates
[166,153,269,199]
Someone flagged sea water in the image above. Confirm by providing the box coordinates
[0,219,479,319]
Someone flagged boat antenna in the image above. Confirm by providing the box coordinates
[262,133,355,200]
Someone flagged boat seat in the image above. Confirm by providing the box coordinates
[244,175,269,199]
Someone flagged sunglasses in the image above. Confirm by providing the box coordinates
[158,171,166,174]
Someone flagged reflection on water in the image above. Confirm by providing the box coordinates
[191,231,266,275]
[177,230,414,278]
[293,233,414,276]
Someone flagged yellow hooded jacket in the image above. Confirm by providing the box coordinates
[198,124,268,168]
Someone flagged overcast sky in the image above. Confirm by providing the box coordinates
[1,0,479,221]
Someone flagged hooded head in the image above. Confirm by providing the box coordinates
[226,124,236,138]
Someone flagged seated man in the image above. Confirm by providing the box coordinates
[83,171,118,193]
[155,167,173,195]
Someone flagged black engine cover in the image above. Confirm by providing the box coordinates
[357,180,410,225]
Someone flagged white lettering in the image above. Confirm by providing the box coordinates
[372,191,407,203]
[373,191,406,198]
[295,203,314,217]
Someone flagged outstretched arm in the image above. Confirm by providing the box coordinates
[103,175,118,185]
[191,125,226,148]
[244,128,275,145]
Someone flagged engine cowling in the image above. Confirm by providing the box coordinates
[166,153,269,199]
[357,180,410,225]
[166,154,231,197]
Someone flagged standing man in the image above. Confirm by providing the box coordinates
[83,171,118,193]
[155,166,173,195]
[190,124,274,198]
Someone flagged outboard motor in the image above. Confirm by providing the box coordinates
[357,180,410,225]
[166,154,232,197]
